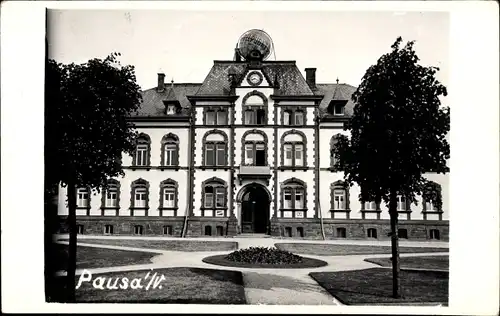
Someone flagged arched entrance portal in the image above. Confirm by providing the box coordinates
[240,184,271,234]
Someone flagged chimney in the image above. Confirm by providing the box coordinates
[157,73,165,92]
[305,68,316,90]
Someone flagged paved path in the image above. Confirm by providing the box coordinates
[55,235,448,305]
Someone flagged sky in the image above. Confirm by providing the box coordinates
[47,10,449,91]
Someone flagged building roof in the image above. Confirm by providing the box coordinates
[132,62,358,119]
[195,61,315,96]
[133,83,201,117]
[315,83,357,118]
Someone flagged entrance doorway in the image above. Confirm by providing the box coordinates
[240,185,270,234]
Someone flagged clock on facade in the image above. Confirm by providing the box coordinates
[247,71,263,86]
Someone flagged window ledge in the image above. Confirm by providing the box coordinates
[200,166,230,171]
[158,207,179,211]
[279,166,308,171]
[200,207,228,211]
[279,208,308,212]
[100,207,120,210]
[159,166,180,171]
[330,209,351,213]
[360,210,382,213]
[129,166,152,171]
[76,206,90,210]
[130,207,150,210]
[422,210,443,214]
[397,210,412,213]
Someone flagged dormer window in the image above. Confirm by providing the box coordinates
[334,103,345,116]
[166,105,176,115]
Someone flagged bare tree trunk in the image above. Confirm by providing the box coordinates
[66,178,77,302]
[389,189,401,298]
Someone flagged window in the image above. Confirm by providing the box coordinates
[166,105,176,115]
[163,225,173,235]
[367,228,378,238]
[333,190,345,210]
[77,225,84,234]
[281,179,307,211]
[202,178,227,213]
[297,227,304,238]
[284,144,293,166]
[76,188,90,208]
[423,181,443,213]
[283,111,291,125]
[104,225,113,235]
[330,134,341,168]
[397,195,406,211]
[294,111,304,125]
[429,229,440,240]
[159,179,178,210]
[203,131,228,167]
[130,179,149,209]
[205,109,228,125]
[216,226,224,236]
[161,134,179,167]
[101,179,120,209]
[282,108,306,126]
[281,131,307,167]
[244,142,267,166]
[336,227,347,238]
[285,227,292,237]
[204,226,212,236]
[217,111,228,125]
[364,201,377,210]
[206,110,216,125]
[334,103,345,116]
[133,134,151,167]
[398,228,408,239]
[243,91,267,125]
[134,225,143,235]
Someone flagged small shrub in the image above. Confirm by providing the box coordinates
[225,247,303,265]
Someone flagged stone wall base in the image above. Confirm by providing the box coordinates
[58,217,449,241]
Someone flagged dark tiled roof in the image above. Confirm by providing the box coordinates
[196,61,314,96]
[315,83,357,118]
[133,83,201,117]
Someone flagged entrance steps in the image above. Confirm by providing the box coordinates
[238,233,271,238]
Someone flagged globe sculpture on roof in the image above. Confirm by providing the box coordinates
[237,29,274,61]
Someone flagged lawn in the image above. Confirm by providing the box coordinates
[310,268,448,305]
[63,238,238,252]
[53,244,157,271]
[275,243,448,256]
[365,255,449,271]
[49,267,246,304]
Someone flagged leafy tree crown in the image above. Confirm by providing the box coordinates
[332,37,450,206]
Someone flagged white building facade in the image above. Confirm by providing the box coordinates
[58,40,449,241]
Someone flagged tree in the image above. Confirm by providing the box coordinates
[45,53,142,302]
[332,37,450,298]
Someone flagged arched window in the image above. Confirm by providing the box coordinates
[422,181,443,220]
[242,91,268,125]
[133,133,151,167]
[159,179,178,216]
[281,130,307,168]
[202,130,228,167]
[281,178,307,217]
[201,177,228,216]
[241,129,268,166]
[161,133,179,166]
[130,179,149,214]
[330,134,341,169]
[101,179,120,216]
